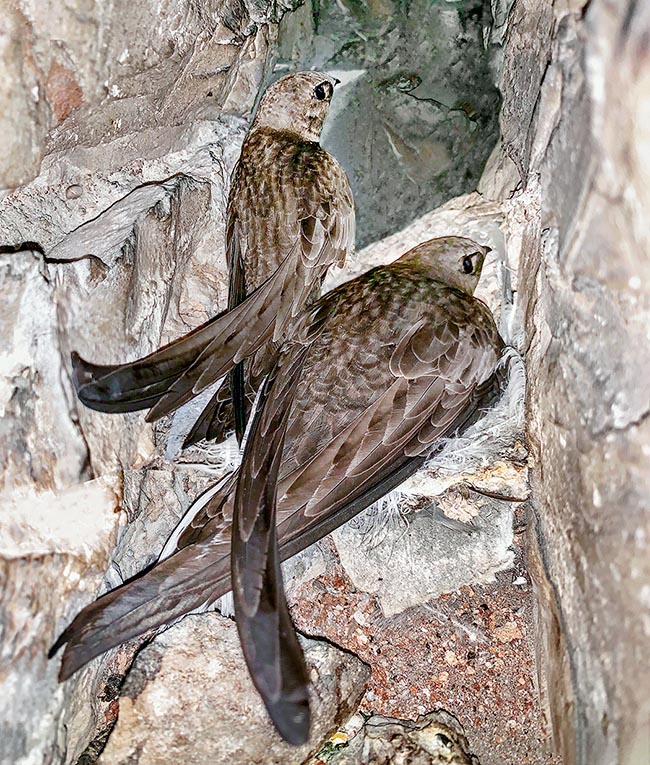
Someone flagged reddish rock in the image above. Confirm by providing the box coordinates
[46,60,82,123]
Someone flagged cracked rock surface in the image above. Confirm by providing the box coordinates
[0,2,294,763]
[486,1,650,763]
[2,1,512,761]
[97,615,370,765]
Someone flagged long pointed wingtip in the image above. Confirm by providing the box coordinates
[48,631,80,683]
[57,646,85,683]
[268,697,311,745]
[70,350,90,392]
[48,633,66,661]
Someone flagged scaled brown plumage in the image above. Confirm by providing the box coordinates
[51,236,505,745]
[71,71,355,445]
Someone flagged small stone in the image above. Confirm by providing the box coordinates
[352,609,368,626]
[444,650,459,666]
[354,628,369,645]
[494,621,524,643]
[65,184,83,199]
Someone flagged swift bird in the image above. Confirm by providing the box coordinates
[51,236,505,745]
[71,71,355,445]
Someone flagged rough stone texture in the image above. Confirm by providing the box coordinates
[98,614,370,765]
[292,526,556,765]
[0,2,295,763]
[0,479,123,765]
[308,710,479,764]
[0,0,301,193]
[276,0,501,247]
[0,0,531,758]
[485,1,650,764]
[332,494,515,618]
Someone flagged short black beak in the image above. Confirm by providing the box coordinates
[333,77,341,86]
[484,246,493,254]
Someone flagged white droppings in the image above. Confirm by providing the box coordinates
[639,585,650,608]
[593,485,602,508]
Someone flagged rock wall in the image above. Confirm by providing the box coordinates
[486,1,650,763]
[275,0,501,247]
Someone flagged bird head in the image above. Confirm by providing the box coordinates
[251,71,340,142]
[399,236,492,295]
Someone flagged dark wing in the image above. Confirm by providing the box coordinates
[275,306,502,539]
[175,293,503,555]
[51,292,502,692]
[231,344,312,744]
[228,216,250,442]
[145,155,355,421]
[182,375,235,447]
[50,479,236,681]
[227,299,502,741]
[70,306,226,414]
[72,254,298,417]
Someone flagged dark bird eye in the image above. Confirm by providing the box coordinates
[462,255,474,274]
[314,82,330,101]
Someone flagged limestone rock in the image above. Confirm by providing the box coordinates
[0,0,292,193]
[0,2,296,763]
[98,614,370,765]
[0,478,124,764]
[333,496,515,618]
[485,1,650,763]
[309,711,479,765]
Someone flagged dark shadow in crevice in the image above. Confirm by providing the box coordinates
[0,241,45,255]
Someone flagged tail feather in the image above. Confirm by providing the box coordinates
[52,538,232,681]
[50,475,236,680]
[183,378,236,447]
[73,254,297,421]
[73,355,179,413]
[72,308,230,414]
